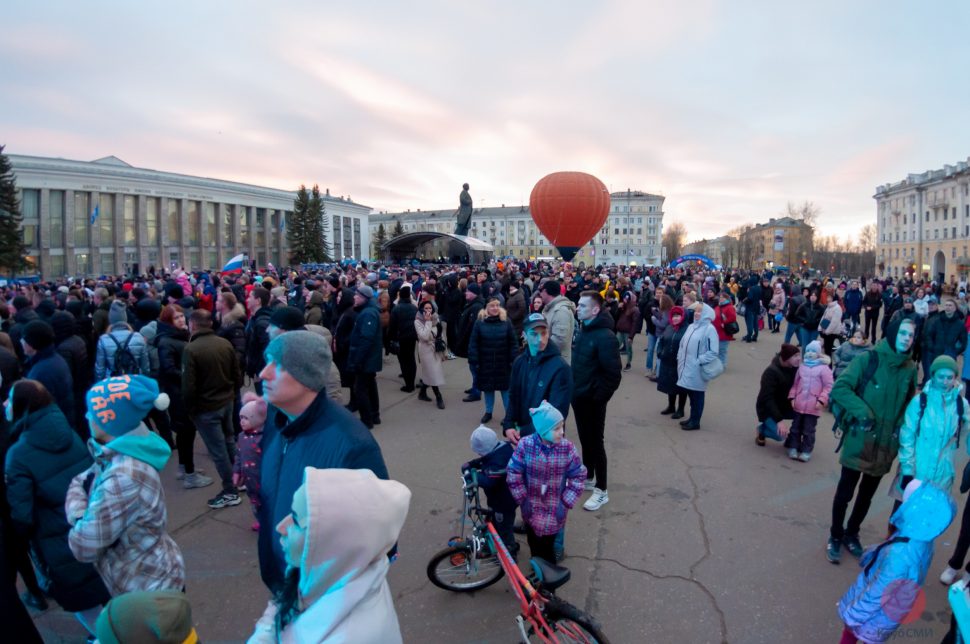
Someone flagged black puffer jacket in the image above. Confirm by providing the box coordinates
[501,342,573,437]
[52,312,89,434]
[756,355,797,422]
[4,405,110,611]
[154,321,190,392]
[571,311,622,402]
[468,314,517,392]
[245,306,273,378]
[333,290,358,386]
[795,301,825,331]
[455,296,485,358]
[388,300,419,342]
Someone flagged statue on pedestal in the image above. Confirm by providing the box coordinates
[454,183,472,236]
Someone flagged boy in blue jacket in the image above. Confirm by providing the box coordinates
[463,425,518,558]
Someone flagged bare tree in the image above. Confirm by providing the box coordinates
[859,224,876,252]
[662,221,688,263]
[786,201,820,229]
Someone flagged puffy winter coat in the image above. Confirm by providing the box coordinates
[153,321,189,393]
[795,301,825,331]
[388,300,419,342]
[614,294,641,335]
[25,347,75,429]
[468,313,517,392]
[571,311,622,402]
[656,322,687,396]
[897,379,970,490]
[347,300,383,374]
[95,325,151,380]
[713,303,737,341]
[676,305,720,393]
[4,405,109,611]
[501,342,573,437]
[839,484,956,643]
[820,300,844,337]
[245,306,273,378]
[830,337,918,477]
[505,289,528,339]
[454,297,485,358]
[258,392,389,592]
[756,355,796,422]
[833,342,871,379]
[507,434,586,537]
[922,311,966,358]
[788,357,834,416]
[844,288,864,317]
[543,296,576,363]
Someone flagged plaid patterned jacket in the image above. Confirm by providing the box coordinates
[66,447,184,596]
[507,434,586,537]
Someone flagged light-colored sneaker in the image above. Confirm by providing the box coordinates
[787,448,798,460]
[941,566,961,585]
[183,472,214,489]
[176,466,205,480]
[797,452,811,462]
[584,488,609,511]
[584,479,595,491]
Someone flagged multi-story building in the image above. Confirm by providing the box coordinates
[10,154,370,278]
[369,189,665,266]
[681,235,732,266]
[738,216,814,269]
[874,158,970,281]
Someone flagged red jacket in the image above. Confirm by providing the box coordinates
[714,303,737,342]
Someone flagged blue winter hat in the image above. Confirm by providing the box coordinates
[530,400,563,440]
[86,375,170,437]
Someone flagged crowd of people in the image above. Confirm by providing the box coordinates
[3,259,970,641]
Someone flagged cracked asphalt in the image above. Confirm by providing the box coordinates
[31,332,958,643]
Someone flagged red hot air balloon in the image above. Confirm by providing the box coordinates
[529,172,610,262]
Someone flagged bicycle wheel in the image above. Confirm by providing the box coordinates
[426,545,505,592]
[530,595,610,643]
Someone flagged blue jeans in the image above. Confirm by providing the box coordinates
[687,389,705,425]
[645,333,658,370]
[784,321,800,345]
[483,389,510,414]
[554,525,565,556]
[718,340,729,368]
[744,306,759,340]
[798,328,818,352]
[468,363,480,397]
[758,417,785,442]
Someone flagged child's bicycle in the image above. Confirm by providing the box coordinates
[426,468,610,643]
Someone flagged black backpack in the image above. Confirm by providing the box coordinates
[108,332,141,376]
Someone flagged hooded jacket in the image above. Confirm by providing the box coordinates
[501,342,573,437]
[454,296,485,358]
[897,380,970,490]
[4,405,110,611]
[922,310,966,358]
[789,355,834,416]
[258,393,390,593]
[249,468,410,644]
[830,331,918,477]
[756,355,797,422]
[25,345,75,428]
[543,295,576,363]
[839,484,956,643]
[468,313,518,392]
[571,310,622,402]
[347,299,383,374]
[820,300,844,336]
[833,341,871,379]
[507,434,586,537]
[246,305,274,378]
[65,425,184,596]
[676,304,721,392]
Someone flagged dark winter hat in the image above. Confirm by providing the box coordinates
[931,355,958,377]
[11,295,31,311]
[356,284,374,299]
[466,283,481,295]
[21,319,55,351]
[49,310,78,343]
[95,589,196,644]
[35,298,56,320]
[269,306,305,332]
[264,330,333,392]
[108,300,128,325]
[779,344,799,362]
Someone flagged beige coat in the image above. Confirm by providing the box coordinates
[415,316,446,386]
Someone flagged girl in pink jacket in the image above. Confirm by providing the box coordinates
[784,340,833,462]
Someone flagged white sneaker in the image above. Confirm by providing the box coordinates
[797,452,811,463]
[584,479,595,491]
[183,472,214,489]
[787,448,798,460]
[584,488,609,511]
[176,466,205,480]
[941,566,961,585]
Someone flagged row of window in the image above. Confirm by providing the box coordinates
[611,205,660,214]
[881,184,970,211]
[882,205,970,230]
[885,246,966,260]
[18,189,289,251]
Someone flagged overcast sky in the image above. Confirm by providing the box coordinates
[3,1,969,242]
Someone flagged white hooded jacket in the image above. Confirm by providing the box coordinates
[676,304,721,392]
[248,468,411,644]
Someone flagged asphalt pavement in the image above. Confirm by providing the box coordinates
[31,328,958,643]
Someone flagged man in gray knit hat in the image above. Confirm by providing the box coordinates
[256,330,390,593]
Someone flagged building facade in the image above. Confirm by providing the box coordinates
[681,235,732,266]
[369,189,665,266]
[874,158,970,281]
[738,217,814,269]
[10,154,370,278]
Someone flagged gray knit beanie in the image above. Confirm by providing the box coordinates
[108,300,128,325]
[470,424,499,456]
[264,330,333,392]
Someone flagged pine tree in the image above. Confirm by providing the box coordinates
[372,222,387,257]
[0,146,27,275]
[310,185,332,262]
[391,219,404,238]
[288,185,312,264]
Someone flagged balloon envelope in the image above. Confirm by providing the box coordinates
[529,171,610,261]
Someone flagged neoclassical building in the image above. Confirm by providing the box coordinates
[369,189,665,266]
[875,157,970,281]
[10,154,370,278]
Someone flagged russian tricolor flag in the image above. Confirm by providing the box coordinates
[222,253,246,274]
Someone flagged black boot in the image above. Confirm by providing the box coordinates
[417,385,432,402]
[433,387,445,410]
[660,406,675,415]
